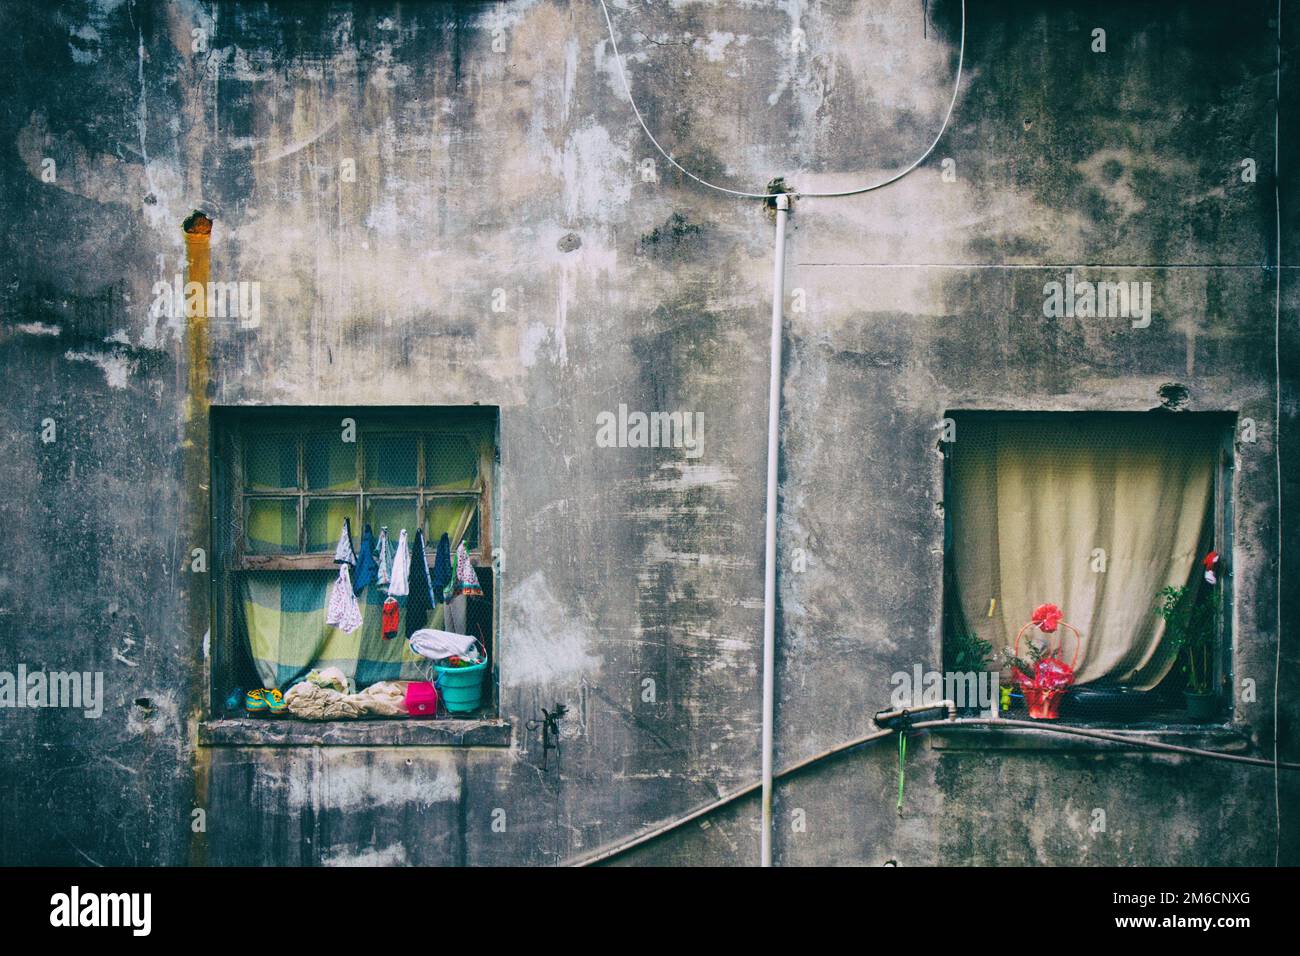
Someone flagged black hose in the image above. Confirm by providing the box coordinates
[567,716,1298,867]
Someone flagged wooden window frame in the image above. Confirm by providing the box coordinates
[233,415,495,572]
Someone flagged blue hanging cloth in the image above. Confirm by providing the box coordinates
[353,524,378,595]
[431,532,453,607]
[405,530,436,631]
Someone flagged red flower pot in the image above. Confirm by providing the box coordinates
[1012,614,1085,720]
[1022,685,1067,719]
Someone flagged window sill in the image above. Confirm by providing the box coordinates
[927,720,1251,754]
[199,717,512,748]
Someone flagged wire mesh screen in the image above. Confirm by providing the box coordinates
[941,412,1232,726]
[212,411,496,719]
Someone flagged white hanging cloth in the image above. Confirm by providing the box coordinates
[326,563,363,634]
[376,527,391,589]
[387,529,411,598]
[333,517,356,566]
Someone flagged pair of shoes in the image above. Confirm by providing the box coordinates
[245,688,286,716]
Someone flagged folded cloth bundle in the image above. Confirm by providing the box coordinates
[304,666,351,694]
[407,627,478,662]
[284,680,409,720]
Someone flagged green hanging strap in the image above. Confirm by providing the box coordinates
[896,731,908,815]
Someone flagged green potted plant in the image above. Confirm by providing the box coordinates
[946,628,993,674]
[944,628,993,715]
[1155,584,1221,721]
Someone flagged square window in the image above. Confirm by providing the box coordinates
[211,408,499,732]
[365,496,419,537]
[304,497,358,553]
[426,496,479,549]
[305,433,358,490]
[244,434,297,490]
[245,497,298,554]
[364,433,419,488]
[941,412,1232,725]
[426,434,479,490]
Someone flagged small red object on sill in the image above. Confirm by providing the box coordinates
[404,681,438,716]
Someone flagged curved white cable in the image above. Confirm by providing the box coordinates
[597,0,966,200]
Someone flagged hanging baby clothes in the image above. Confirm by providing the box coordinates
[382,529,411,640]
[454,542,484,598]
[353,524,378,595]
[444,541,484,635]
[333,517,356,566]
[405,530,437,632]
[326,563,363,634]
[375,527,391,589]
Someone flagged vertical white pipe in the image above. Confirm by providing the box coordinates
[761,193,789,867]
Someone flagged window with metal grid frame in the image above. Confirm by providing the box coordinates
[941,411,1234,726]
[210,407,498,720]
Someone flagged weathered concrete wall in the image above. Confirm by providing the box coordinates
[0,0,1295,866]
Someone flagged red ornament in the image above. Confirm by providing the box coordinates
[1031,603,1063,633]
[1203,551,1220,585]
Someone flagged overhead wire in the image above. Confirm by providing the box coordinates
[597,0,966,200]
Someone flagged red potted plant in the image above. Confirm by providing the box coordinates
[1001,603,1084,720]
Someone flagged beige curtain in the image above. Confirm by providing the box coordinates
[949,417,1214,688]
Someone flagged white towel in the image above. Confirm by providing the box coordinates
[326,563,362,634]
[407,627,478,662]
[387,529,411,598]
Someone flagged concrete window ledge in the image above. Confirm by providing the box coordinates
[927,722,1252,754]
[199,717,513,748]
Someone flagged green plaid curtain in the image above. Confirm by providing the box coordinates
[239,498,479,691]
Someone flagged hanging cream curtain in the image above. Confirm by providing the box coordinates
[949,417,1214,688]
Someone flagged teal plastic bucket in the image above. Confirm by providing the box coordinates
[435,658,488,713]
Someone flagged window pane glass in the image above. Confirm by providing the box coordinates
[305,434,357,490]
[426,434,479,490]
[245,498,298,554]
[304,497,357,552]
[425,496,477,548]
[245,435,297,490]
[365,496,418,537]
[364,433,419,488]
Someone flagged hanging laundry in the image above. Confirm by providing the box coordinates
[353,524,378,595]
[381,597,401,641]
[333,517,356,566]
[382,529,411,641]
[445,593,468,635]
[405,530,437,632]
[453,541,484,598]
[325,563,363,634]
[375,527,391,589]
[388,530,410,597]
[431,532,453,607]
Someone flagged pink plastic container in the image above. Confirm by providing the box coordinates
[404,681,438,716]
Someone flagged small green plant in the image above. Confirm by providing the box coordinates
[946,629,993,673]
[1156,585,1220,696]
[1000,634,1047,683]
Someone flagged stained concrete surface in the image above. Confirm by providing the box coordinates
[0,0,1296,865]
